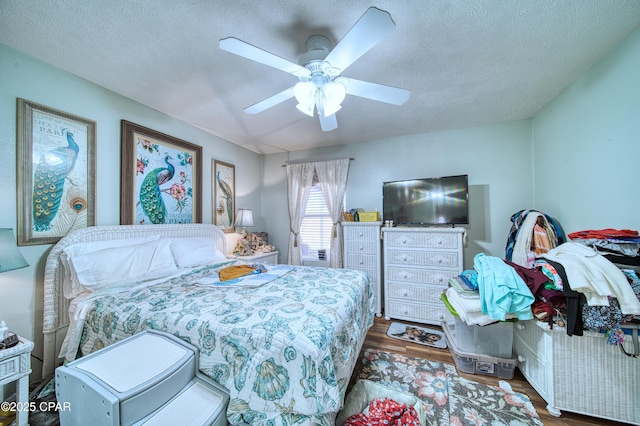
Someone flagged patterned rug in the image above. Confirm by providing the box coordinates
[353,348,543,426]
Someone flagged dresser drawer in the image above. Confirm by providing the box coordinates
[514,320,548,360]
[386,266,454,286]
[344,226,380,242]
[513,333,549,401]
[385,232,460,250]
[386,300,444,324]
[345,253,379,271]
[386,282,444,303]
[0,356,20,382]
[385,249,461,269]
[345,240,379,256]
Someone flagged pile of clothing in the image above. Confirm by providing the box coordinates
[344,398,421,426]
[445,212,640,348]
[502,211,640,345]
[444,253,534,326]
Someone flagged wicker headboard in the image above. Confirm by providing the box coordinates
[42,223,227,379]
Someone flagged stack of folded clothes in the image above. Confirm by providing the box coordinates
[444,276,517,326]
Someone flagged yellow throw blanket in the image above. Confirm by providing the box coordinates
[219,264,263,281]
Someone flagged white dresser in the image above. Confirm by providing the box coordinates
[343,221,382,316]
[514,320,639,424]
[382,227,464,325]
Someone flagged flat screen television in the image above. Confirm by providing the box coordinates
[383,174,469,226]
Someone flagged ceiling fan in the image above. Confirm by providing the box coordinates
[219,7,410,132]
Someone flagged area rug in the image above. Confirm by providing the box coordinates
[386,321,447,349]
[353,348,543,426]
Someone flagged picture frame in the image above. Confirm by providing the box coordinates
[16,98,96,246]
[120,120,202,225]
[212,160,235,232]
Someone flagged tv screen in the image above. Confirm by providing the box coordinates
[383,175,469,226]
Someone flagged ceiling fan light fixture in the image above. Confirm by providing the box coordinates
[321,81,346,117]
[294,81,316,116]
[296,102,315,117]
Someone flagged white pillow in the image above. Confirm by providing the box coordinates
[61,235,162,299]
[67,238,178,291]
[169,237,227,268]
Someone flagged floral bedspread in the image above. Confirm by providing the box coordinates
[77,262,374,425]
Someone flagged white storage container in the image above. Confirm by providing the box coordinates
[448,314,514,359]
[56,330,229,426]
[443,321,517,379]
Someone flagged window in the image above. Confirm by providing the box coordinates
[299,183,343,260]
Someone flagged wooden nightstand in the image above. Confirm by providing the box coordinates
[0,336,34,426]
[228,251,279,265]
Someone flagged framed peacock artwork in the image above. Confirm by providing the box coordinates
[120,120,202,225]
[16,98,96,245]
[212,160,235,232]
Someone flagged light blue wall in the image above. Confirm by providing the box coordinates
[261,120,534,267]
[532,27,640,232]
[0,45,262,378]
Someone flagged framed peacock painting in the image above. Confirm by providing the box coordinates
[120,120,202,225]
[16,98,96,245]
[212,160,235,232]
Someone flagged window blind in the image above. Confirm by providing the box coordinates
[299,184,333,259]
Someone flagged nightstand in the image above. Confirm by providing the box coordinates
[0,336,34,426]
[228,251,279,265]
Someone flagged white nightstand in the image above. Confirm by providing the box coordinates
[0,336,34,426]
[228,251,279,265]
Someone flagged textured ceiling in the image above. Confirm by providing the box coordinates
[2,1,640,154]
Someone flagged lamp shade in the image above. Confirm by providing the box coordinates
[321,81,346,117]
[234,209,254,228]
[0,228,29,273]
[294,81,316,117]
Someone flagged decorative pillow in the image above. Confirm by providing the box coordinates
[169,237,227,268]
[66,238,178,292]
[61,235,162,299]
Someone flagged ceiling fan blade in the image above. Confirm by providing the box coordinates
[323,7,395,73]
[342,78,410,105]
[219,37,310,77]
[244,86,295,114]
[319,113,338,132]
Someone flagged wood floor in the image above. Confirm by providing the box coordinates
[351,316,634,426]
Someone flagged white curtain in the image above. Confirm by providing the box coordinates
[285,162,314,265]
[315,159,350,268]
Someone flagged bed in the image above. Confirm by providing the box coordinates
[42,224,375,425]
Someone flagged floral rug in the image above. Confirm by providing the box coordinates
[354,348,543,426]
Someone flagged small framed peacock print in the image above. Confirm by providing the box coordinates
[16,98,97,245]
[120,120,202,225]
[212,160,235,232]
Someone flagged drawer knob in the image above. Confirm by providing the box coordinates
[359,232,364,237]
[517,355,526,363]
[359,259,364,265]
[359,246,364,251]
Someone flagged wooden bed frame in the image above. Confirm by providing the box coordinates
[42,224,227,379]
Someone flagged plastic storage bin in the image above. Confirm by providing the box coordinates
[443,321,517,379]
[451,315,514,358]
